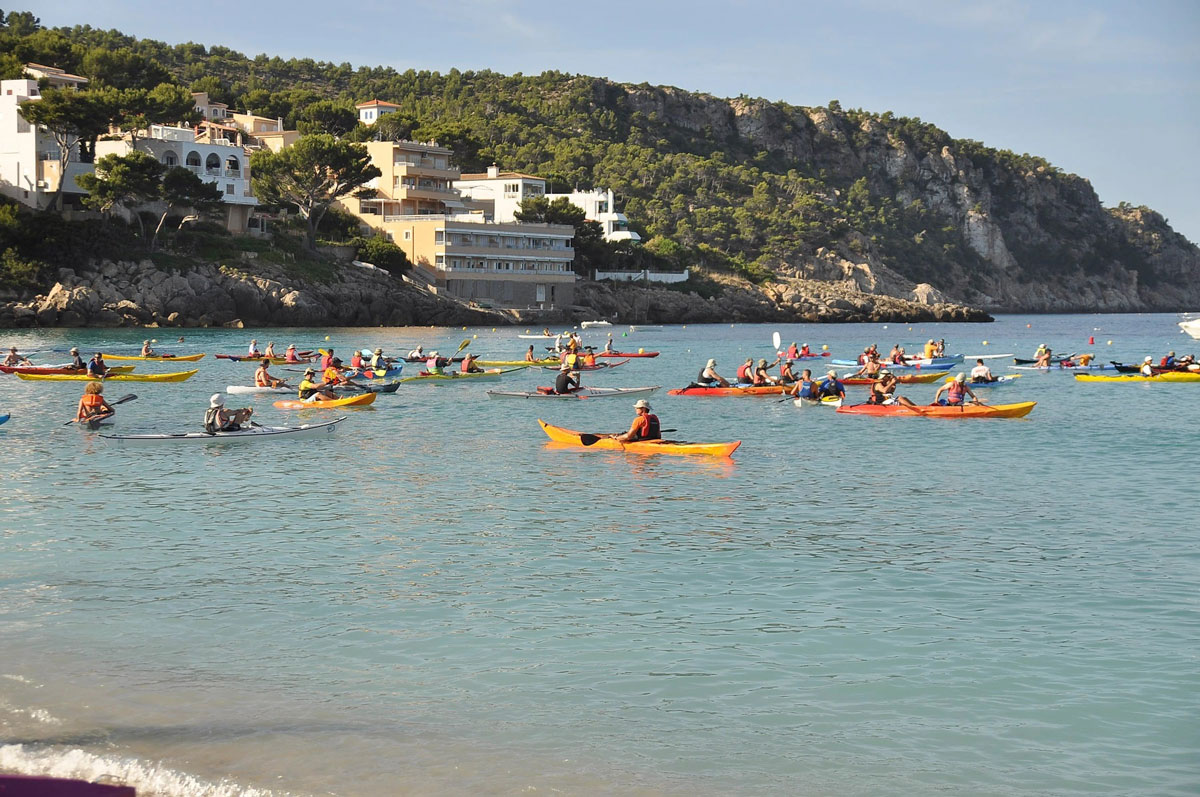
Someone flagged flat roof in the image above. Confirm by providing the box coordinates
[459,172,545,181]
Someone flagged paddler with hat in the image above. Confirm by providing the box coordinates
[297,367,337,402]
[696,358,729,387]
[611,399,660,443]
[204,393,253,432]
[554,361,581,394]
[284,343,303,364]
[69,347,85,370]
[933,373,982,406]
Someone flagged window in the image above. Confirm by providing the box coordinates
[403,230,411,241]
[504,183,519,195]
[434,230,445,244]
[225,184,234,195]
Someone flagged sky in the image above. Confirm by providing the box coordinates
[22,0,1200,242]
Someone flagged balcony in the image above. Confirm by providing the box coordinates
[393,161,459,181]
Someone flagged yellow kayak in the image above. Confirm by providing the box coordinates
[103,353,206,362]
[15,369,200,383]
[1074,372,1200,383]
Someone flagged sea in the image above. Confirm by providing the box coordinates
[0,313,1196,796]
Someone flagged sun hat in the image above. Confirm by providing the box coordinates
[430,351,438,357]
[209,393,225,408]
[304,367,316,375]
[1144,356,1152,362]
[707,358,716,367]
[560,362,572,370]
[70,347,79,354]
[634,399,651,410]
[374,348,383,354]
[287,344,296,349]
[955,373,966,382]
[827,370,837,378]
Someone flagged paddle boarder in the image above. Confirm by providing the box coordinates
[934,373,981,406]
[254,359,288,389]
[75,381,115,424]
[205,393,253,432]
[1033,348,1054,367]
[611,399,660,443]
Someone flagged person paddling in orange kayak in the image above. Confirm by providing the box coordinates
[298,368,337,402]
[611,399,661,443]
[933,373,983,406]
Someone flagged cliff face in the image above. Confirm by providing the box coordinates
[620,87,1200,312]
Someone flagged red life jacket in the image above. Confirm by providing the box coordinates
[736,363,752,382]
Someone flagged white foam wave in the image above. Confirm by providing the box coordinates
[1,674,36,684]
[0,744,284,797]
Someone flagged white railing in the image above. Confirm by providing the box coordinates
[594,269,690,284]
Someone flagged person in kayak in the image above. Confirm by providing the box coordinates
[695,358,729,387]
[76,381,115,423]
[140,340,158,357]
[1033,348,1054,367]
[562,348,582,371]
[603,337,615,354]
[461,352,483,374]
[851,354,883,379]
[284,344,303,363]
[554,362,581,394]
[934,373,982,406]
[1076,353,1094,366]
[889,345,909,365]
[799,343,813,357]
[298,368,337,402]
[752,358,780,385]
[923,339,937,360]
[778,358,798,384]
[424,351,444,376]
[969,358,996,383]
[247,339,262,357]
[69,347,85,370]
[319,348,335,370]
[784,342,798,360]
[254,359,288,389]
[350,350,365,369]
[817,370,846,400]
[86,352,108,378]
[370,348,389,370]
[1139,356,1155,376]
[524,345,537,363]
[324,357,364,389]
[407,345,425,360]
[612,399,660,443]
[581,347,598,367]
[735,357,754,384]
[3,346,32,366]
[1160,351,1177,368]
[867,372,918,407]
[205,393,253,432]
[786,369,818,399]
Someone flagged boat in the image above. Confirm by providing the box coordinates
[487,386,660,399]
[273,393,376,409]
[219,355,315,365]
[580,320,612,328]
[0,413,8,426]
[539,359,629,371]
[14,369,199,383]
[336,380,401,394]
[839,371,947,385]
[1010,363,1117,372]
[667,384,786,396]
[102,417,345,444]
[627,325,663,332]
[1180,318,1200,339]
[350,365,403,379]
[477,358,559,367]
[399,370,503,383]
[794,396,842,408]
[518,334,558,339]
[1012,356,1077,365]
[597,351,659,358]
[1074,372,1200,383]
[102,352,206,362]
[401,354,466,363]
[1,364,136,375]
[538,419,740,458]
[836,401,1037,418]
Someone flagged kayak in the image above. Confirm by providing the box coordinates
[539,359,629,371]
[1013,357,1072,365]
[15,369,199,383]
[226,385,292,395]
[1074,372,1200,383]
[402,355,466,363]
[336,380,401,394]
[840,371,948,385]
[273,393,376,409]
[836,401,1037,418]
[794,396,843,408]
[477,358,559,367]
[103,352,205,362]
[0,413,8,426]
[349,366,403,379]
[597,351,659,358]
[220,355,316,365]
[538,419,740,458]
[517,334,558,339]
[399,370,502,383]
[487,386,660,399]
[580,320,612,328]
[961,375,1021,387]
[831,356,961,368]
[102,417,345,444]
[1010,364,1116,371]
[667,384,786,396]
[1,364,136,375]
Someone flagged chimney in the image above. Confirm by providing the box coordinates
[487,163,499,179]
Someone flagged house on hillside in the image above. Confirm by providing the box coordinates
[339,139,576,308]
[356,99,400,125]
[0,69,91,210]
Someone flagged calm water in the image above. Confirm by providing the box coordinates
[0,314,1197,796]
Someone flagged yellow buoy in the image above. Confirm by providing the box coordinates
[821,344,828,351]
[982,340,988,346]
[1107,340,1113,345]
[473,334,477,339]
[324,336,330,341]
[638,347,644,354]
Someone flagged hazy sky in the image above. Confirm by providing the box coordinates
[23,0,1200,242]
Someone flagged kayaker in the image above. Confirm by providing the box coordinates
[786,342,799,359]
[424,351,444,376]
[247,339,261,357]
[324,357,363,389]
[205,393,253,433]
[603,337,615,354]
[319,348,334,370]
[75,381,114,423]
[923,339,937,359]
[752,358,780,385]
[851,355,883,379]
[1077,353,1094,366]
[554,363,580,395]
[1160,351,1177,368]
[562,349,582,371]
[254,359,288,389]
[524,345,536,363]
[1034,348,1053,367]
[369,348,389,370]
[934,373,981,406]
[970,358,996,383]
[3,346,31,366]
[350,350,365,369]
[140,340,156,357]
[1139,356,1154,376]
[86,352,108,378]
[612,399,660,443]
[285,344,303,364]
[298,368,336,402]
[69,347,85,370]
[778,358,798,384]
[787,369,818,399]
[889,346,909,365]
[799,343,813,357]
[568,332,583,352]
[735,357,754,384]
[461,352,483,374]
[407,345,425,360]
[935,339,947,357]
[1035,343,1050,357]
[817,370,846,400]
[264,342,277,358]
[581,347,597,367]
[696,358,729,387]
[868,371,896,404]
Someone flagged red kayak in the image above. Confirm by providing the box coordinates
[597,351,659,358]
[0,364,135,375]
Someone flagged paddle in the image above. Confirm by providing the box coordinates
[772,331,781,353]
[580,429,677,446]
[64,393,137,425]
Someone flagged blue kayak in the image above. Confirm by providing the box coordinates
[0,413,9,426]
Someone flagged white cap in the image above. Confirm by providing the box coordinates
[209,393,225,408]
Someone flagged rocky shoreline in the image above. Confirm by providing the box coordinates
[0,258,992,330]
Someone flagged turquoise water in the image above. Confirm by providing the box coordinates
[0,314,1197,796]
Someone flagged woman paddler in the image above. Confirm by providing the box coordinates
[254,359,288,389]
[76,381,115,424]
[285,344,303,364]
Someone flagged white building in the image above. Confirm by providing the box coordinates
[0,76,92,210]
[95,125,258,232]
[356,99,401,125]
[454,165,640,242]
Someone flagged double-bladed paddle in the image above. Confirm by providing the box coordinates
[63,393,138,425]
[579,429,677,446]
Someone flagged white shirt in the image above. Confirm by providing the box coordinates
[970,364,991,380]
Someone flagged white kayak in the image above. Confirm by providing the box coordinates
[486,386,660,399]
[101,417,345,444]
[226,385,292,395]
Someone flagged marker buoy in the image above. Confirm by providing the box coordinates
[1107,340,1113,345]
[821,344,828,351]
[638,347,645,354]
[982,340,988,346]
[324,336,330,341]
[1088,335,1094,344]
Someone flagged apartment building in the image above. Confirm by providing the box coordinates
[0,76,92,209]
[343,140,576,307]
[95,125,258,232]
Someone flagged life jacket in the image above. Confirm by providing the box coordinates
[320,354,332,370]
[630,413,660,441]
[81,394,104,410]
[946,382,965,404]
[323,366,342,384]
[697,367,716,385]
[819,377,841,396]
[787,345,799,359]
[1160,356,1172,367]
[582,353,596,366]
[799,347,811,356]
[797,379,816,398]
[752,368,769,386]
[370,354,384,369]
[425,357,442,374]
[736,363,752,382]
[255,368,270,387]
[351,354,364,368]
[204,407,224,433]
[298,379,318,399]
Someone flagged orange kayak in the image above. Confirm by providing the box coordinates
[538,420,740,457]
[273,392,376,409]
[836,401,1036,418]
